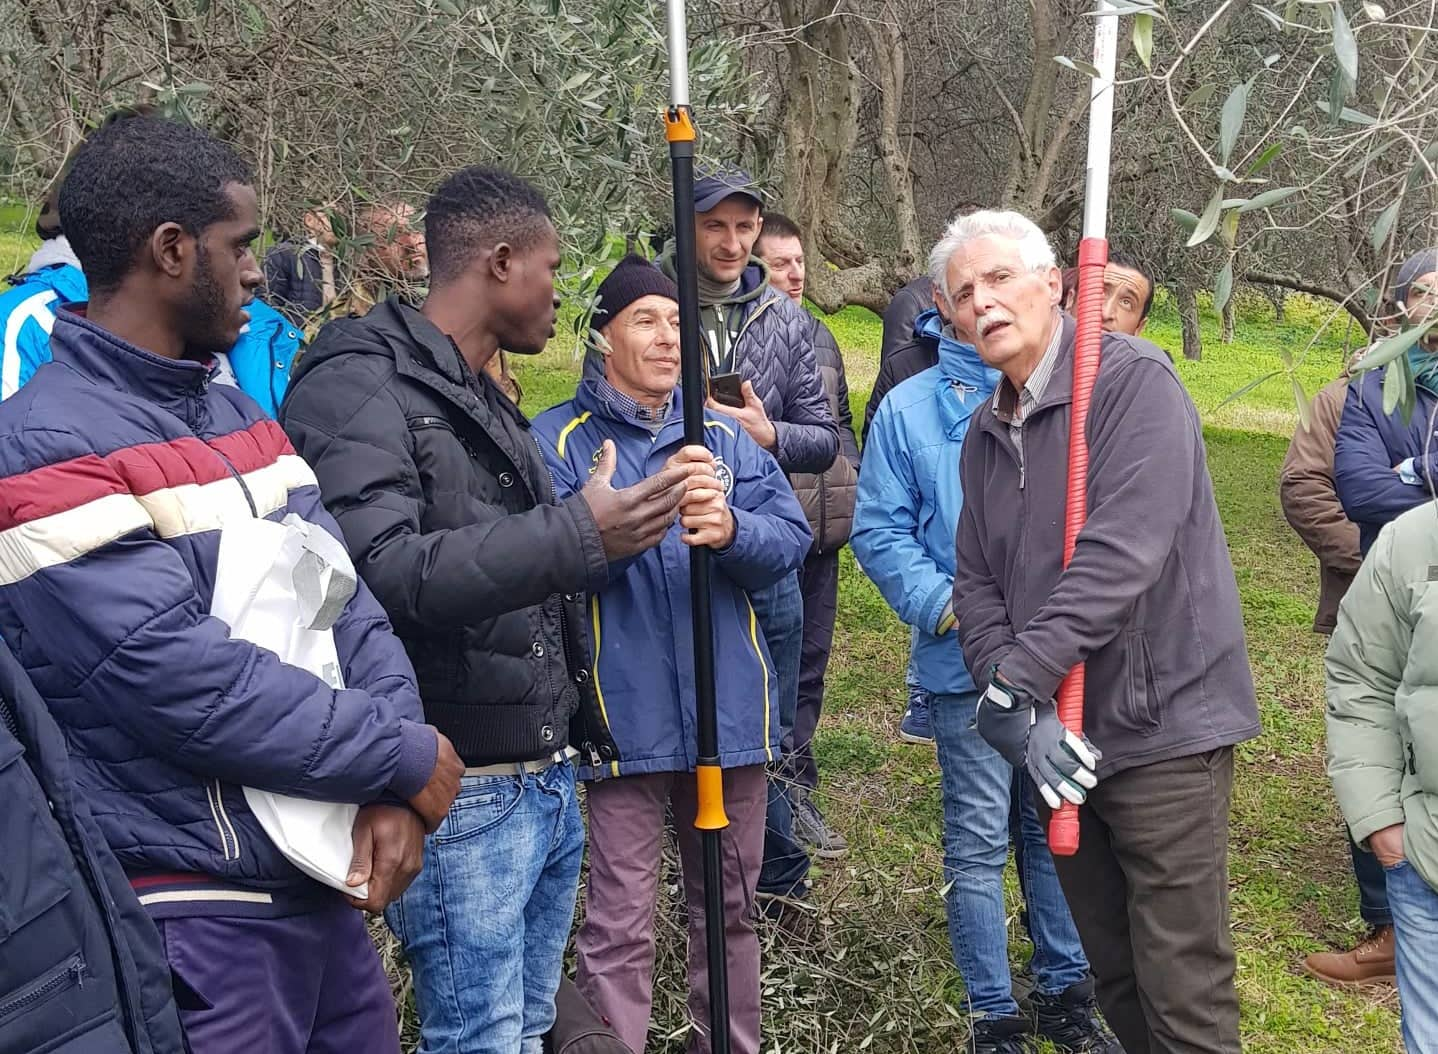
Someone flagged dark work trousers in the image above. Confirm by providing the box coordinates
[1351,834,1394,928]
[784,550,840,792]
[754,571,811,898]
[1043,748,1241,1054]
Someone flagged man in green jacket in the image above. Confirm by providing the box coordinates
[1327,501,1438,1052]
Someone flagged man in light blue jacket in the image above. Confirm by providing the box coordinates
[851,224,1116,1054]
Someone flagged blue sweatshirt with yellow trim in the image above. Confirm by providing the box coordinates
[533,374,811,779]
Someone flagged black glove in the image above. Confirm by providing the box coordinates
[975,668,1102,809]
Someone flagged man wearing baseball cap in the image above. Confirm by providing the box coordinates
[657,167,839,903]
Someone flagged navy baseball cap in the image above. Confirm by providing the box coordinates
[693,167,763,213]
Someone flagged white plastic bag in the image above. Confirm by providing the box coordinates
[209,513,367,898]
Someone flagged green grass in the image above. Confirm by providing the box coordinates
[0,202,39,276]
[513,301,1402,1053]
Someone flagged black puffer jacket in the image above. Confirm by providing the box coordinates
[864,276,938,444]
[280,299,617,767]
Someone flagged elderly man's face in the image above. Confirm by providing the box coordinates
[601,294,683,405]
[1404,270,1438,351]
[364,203,428,281]
[946,234,1061,379]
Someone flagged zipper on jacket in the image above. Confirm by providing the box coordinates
[206,779,238,860]
[0,955,85,1023]
[0,692,17,739]
[817,471,828,555]
[212,449,260,518]
[557,601,601,770]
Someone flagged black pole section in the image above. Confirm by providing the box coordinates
[665,2,732,1048]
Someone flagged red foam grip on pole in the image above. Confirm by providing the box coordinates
[1049,236,1108,857]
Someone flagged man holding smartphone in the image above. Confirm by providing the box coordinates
[655,168,838,904]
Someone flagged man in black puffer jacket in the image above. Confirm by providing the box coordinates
[280,166,696,1053]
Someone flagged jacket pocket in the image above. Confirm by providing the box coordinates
[1120,630,1165,737]
[0,739,72,942]
[0,954,86,1030]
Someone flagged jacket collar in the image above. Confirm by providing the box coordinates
[919,308,1003,394]
[575,364,678,428]
[49,308,214,416]
[976,311,1077,443]
[383,299,531,430]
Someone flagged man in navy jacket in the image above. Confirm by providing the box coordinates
[0,115,461,1053]
[534,256,810,1054]
[1335,247,1438,554]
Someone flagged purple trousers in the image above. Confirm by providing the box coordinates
[576,765,767,1054]
[156,900,401,1054]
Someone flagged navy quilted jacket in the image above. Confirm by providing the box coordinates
[1334,365,1438,554]
[0,309,433,896]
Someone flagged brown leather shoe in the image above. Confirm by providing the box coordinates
[1302,926,1396,987]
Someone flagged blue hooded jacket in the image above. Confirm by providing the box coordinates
[0,263,88,399]
[1,264,301,414]
[0,310,433,908]
[851,309,1001,695]
[533,373,811,779]
[1334,364,1438,554]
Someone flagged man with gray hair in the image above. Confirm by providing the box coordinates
[951,210,1260,1053]
[854,222,1117,1054]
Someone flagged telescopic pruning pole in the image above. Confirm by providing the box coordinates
[1050,0,1119,857]
[663,3,733,1051]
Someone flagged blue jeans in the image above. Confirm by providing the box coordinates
[1387,859,1438,1052]
[385,760,585,1054]
[753,571,811,898]
[932,692,1090,1017]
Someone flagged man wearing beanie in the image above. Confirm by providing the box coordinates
[534,254,812,1054]
[282,175,699,1053]
[1336,248,1438,553]
[657,167,839,903]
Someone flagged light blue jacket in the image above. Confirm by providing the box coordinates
[0,263,88,399]
[533,374,811,779]
[1,264,301,415]
[851,309,1001,695]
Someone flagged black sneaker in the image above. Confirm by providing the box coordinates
[969,1014,1032,1053]
[1031,979,1123,1053]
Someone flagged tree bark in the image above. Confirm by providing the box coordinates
[862,6,922,278]
[1243,270,1373,335]
[1221,296,1236,344]
[1178,284,1203,361]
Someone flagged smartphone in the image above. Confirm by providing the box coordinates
[710,371,745,408]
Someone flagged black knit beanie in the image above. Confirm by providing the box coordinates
[592,254,679,328]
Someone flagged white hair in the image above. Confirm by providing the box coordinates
[927,209,1057,301]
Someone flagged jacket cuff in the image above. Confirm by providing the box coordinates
[562,493,610,592]
[996,640,1068,703]
[1347,806,1407,848]
[920,581,952,636]
[386,720,438,800]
